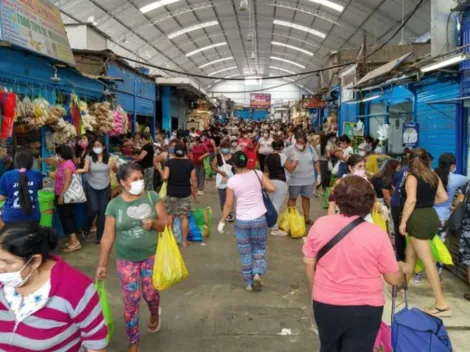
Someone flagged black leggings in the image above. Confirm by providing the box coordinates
[391,205,406,261]
[313,301,383,352]
[56,201,77,236]
[319,160,330,190]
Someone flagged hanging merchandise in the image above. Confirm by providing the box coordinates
[51,119,77,145]
[31,97,49,129]
[79,101,93,133]
[109,105,129,136]
[0,91,17,139]
[89,102,114,133]
[70,93,81,134]
[46,105,66,125]
[16,96,34,127]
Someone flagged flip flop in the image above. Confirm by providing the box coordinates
[63,242,81,253]
[148,307,162,333]
[425,306,452,318]
[464,293,470,301]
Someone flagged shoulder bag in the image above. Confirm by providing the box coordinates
[315,217,365,268]
[64,174,87,204]
[447,184,470,232]
[253,170,278,227]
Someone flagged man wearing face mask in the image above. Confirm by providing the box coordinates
[257,131,274,169]
[162,144,198,247]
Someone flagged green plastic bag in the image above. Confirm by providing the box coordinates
[95,280,114,342]
[193,208,206,236]
[322,187,331,209]
[203,157,215,177]
[406,235,454,273]
[193,207,212,238]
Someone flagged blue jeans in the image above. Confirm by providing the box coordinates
[234,216,267,286]
[87,185,111,241]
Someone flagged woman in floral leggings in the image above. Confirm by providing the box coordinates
[96,163,169,352]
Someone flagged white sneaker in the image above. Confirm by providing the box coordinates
[271,229,288,237]
[253,274,263,290]
[198,190,204,196]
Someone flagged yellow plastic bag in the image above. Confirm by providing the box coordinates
[406,234,454,273]
[371,210,387,232]
[159,181,167,199]
[288,207,306,238]
[277,209,290,233]
[152,226,189,290]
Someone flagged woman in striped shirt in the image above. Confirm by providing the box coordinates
[0,223,108,352]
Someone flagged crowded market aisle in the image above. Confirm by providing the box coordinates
[64,181,322,352]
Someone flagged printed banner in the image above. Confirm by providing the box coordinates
[301,94,327,108]
[0,0,75,65]
[402,122,419,148]
[250,93,271,109]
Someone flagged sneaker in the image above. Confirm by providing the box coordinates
[198,190,204,196]
[253,274,263,290]
[413,272,423,284]
[226,214,234,222]
[245,285,253,292]
[271,229,288,237]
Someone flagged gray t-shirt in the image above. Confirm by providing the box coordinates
[86,156,111,190]
[284,145,318,186]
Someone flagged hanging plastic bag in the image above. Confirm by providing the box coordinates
[204,207,212,238]
[153,226,189,290]
[371,209,387,232]
[173,216,182,245]
[0,93,16,139]
[159,181,167,199]
[406,235,454,273]
[94,280,114,342]
[288,207,306,238]
[373,321,392,352]
[277,209,290,233]
[188,212,203,242]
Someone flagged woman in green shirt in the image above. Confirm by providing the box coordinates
[96,163,169,352]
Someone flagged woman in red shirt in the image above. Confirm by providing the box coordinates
[191,136,210,195]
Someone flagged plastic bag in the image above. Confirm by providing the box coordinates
[94,280,114,342]
[173,217,182,245]
[159,181,167,199]
[322,187,331,209]
[193,207,212,238]
[203,157,215,177]
[153,226,189,290]
[288,207,306,238]
[188,213,203,242]
[278,209,290,232]
[373,321,392,352]
[406,235,454,273]
[0,93,16,139]
[371,209,387,232]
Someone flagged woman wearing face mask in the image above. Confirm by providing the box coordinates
[257,131,274,170]
[191,136,210,196]
[96,163,168,352]
[162,144,198,247]
[134,134,155,191]
[0,151,43,225]
[218,152,276,291]
[230,137,239,154]
[74,134,92,170]
[0,223,108,351]
[284,132,321,225]
[77,138,117,243]
[212,140,235,222]
[42,145,81,252]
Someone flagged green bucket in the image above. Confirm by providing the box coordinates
[38,191,55,227]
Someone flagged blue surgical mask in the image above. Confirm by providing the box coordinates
[221,148,230,155]
[169,147,175,154]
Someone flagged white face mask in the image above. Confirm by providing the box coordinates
[93,147,103,155]
[358,151,366,157]
[353,169,366,178]
[0,258,33,288]
[129,180,145,195]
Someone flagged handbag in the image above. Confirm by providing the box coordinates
[315,217,365,268]
[64,174,87,204]
[253,170,278,227]
[447,185,469,232]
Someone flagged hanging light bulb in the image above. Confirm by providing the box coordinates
[247,32,253,42]
[250,52,256,60]
[87,16,98,26]
[239,0,249,11]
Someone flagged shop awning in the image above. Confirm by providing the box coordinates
[353,52,413,89]
[155,76,207,97]
[426,96,470,104]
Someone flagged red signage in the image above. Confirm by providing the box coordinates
[250,93,271,109]
[302,94,327,108]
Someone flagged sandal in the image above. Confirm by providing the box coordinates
[61,242,70,249]
[464,293,470,301]
[63,242,81,253]
[425,306,452,318]
[183,241,192,247]
[147,307,162,333]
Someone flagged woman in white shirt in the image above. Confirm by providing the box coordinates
[257,132,274,169]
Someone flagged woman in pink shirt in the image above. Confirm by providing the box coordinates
[218,151,275,291]
[303,176,402,352]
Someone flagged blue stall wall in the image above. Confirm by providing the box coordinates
[107,63,135,94]
[136,76,155,100]
[252,110,268,121]
[117,93,135,113]
[338,103,358,135]
[414,78,459,167]
[136,97,154,117]
[235,109,250,119]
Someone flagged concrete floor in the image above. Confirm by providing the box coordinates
[64,182,321,352]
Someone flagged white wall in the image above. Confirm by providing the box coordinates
[65,25,106,51]
[207,79,311,106]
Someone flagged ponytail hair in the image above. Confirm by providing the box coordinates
[434,153,456,191]
[14,151,33,216]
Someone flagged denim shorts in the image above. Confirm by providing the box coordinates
[288,184,314,199]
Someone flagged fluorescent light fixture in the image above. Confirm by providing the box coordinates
[420,53,468,73]
[213,79,221,84]
[273,20,326,39]
[199,57,233,69]
[345,94,382,104]
[270,66,297,75]
[309,0,344,13]
[168,20,218,39]
[271,41,313,56]
[270,56,305,69]
[245,76,262,85]
[226,74,240,78]
[208,66,238,77]
[186,42,227,57]
[140,0,181,14]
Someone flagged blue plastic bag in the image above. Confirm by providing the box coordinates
[173,217,182,245]
[188,213,203,242]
